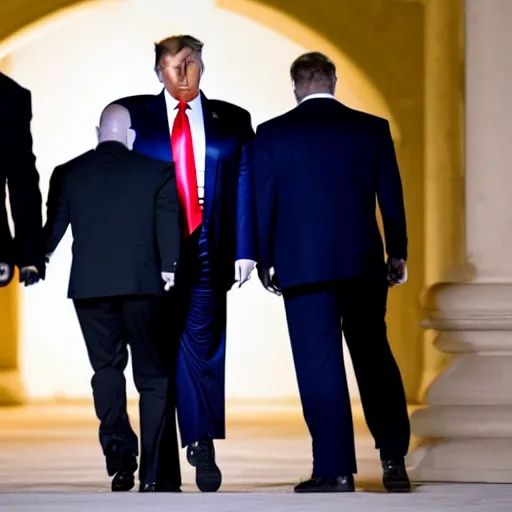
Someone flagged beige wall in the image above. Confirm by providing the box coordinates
[0,0,459,406]
[2,0,398,401]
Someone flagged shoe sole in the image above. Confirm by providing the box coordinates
[196,463,222,493]
[112,478,135,492]
[384,480,411,493]
[294,487,355,493]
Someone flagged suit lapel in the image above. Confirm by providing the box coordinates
[201,91,221,215]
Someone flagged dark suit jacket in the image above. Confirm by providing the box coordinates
[254,98,407,290]
[113,90,255,290]
[44,141,180,300]
[0,73,43,270]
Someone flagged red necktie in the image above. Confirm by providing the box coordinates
[171,101,202,237]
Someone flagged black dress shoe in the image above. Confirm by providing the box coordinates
[294,475,355,493]
[112,469,136,492]
[111,454,138,492]
[187,440,222,492]
[382,459,411,493]
[139,482,181,492]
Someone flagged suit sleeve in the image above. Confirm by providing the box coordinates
[253,123,277,269]
[376,120,408,260]
[6,87,43,269]
[235,111,256,261]
[155,163,180,273]
[44,165,70,256]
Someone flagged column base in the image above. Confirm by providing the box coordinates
[410,282,512,483]
[408,438,512,483]
[0,370,25,405]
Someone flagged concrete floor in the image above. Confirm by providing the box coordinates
[1,402,511,511]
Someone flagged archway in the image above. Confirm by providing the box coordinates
[0,0,425,405]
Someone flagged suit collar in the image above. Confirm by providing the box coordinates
[163,88,203,111]
[95,140,129,152]
[300,93,337,103]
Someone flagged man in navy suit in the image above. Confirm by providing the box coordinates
[113,35,256,493]
[254,52,411,493]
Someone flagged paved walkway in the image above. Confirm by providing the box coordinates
[1,403,511,511]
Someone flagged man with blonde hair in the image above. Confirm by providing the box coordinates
[113,34,256,493]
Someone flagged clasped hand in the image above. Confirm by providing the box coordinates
[0,263,39,287]
[20,266,40,286]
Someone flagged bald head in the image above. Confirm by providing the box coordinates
[97,104,136,149]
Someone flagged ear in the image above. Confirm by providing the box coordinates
[156,69,163,83]
[95,126,100,141]
[127,128,136,150]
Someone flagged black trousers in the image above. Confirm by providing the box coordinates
[283,275,410,477]
[74,295,180,485]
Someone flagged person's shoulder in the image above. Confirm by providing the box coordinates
[51,150,95,184]
[256,107,296,134]
[343,106,390,130]
[0,72,27,93]
[208,99,251,123]
[58,150,96,171]
[0,72,30,102]
[128,151,172,173]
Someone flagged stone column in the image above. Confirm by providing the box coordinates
[409,0,512,482]
[420,0,464,394]
[0,56,24,405]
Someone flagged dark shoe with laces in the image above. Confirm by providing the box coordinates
[382,459,411,492]
[294,475,355,493]
[187,439,222,492]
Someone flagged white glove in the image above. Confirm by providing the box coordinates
[234,259,256,287]
[161,271,175,291]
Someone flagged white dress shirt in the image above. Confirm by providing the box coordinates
[300,93,337,103]
[164,89,206,204]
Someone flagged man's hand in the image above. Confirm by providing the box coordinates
[0,263,13,287]
[387,258,408,287]
[161,271,176,291]
[257,265,281,295]
[234,259,256,287]
[19,266,40,287]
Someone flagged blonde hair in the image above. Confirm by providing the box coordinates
[154,35,204,74]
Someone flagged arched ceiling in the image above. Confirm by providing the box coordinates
[0,0,424,135]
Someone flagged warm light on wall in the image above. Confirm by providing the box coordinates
[3,0,392,401]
